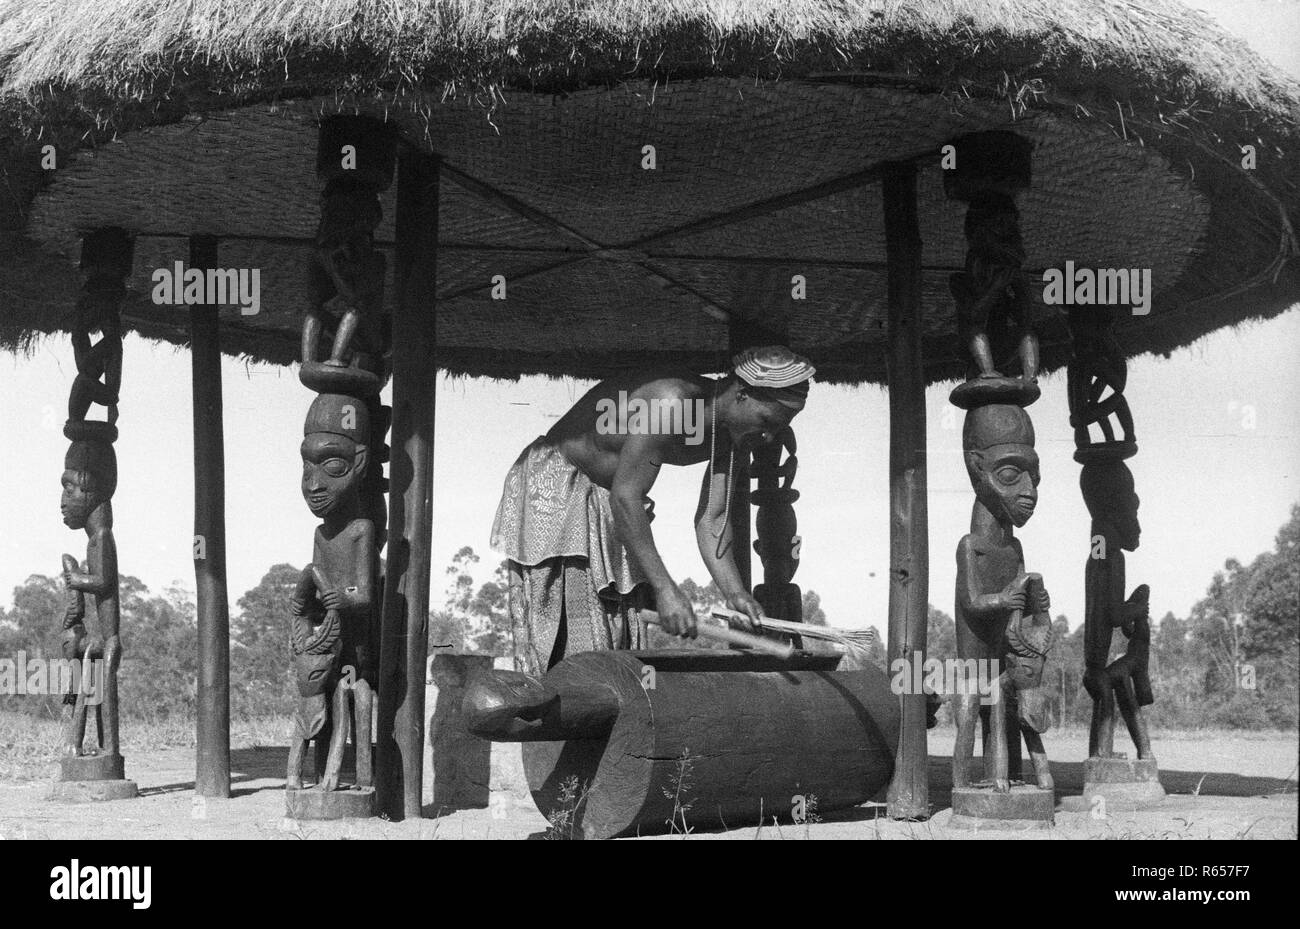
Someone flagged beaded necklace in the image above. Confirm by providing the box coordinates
[708,380,734,551]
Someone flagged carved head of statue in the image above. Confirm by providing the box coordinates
[61,440,117,529]
[1080,460,1141,551]
[301,393,370,520]
[963,403,1039,528]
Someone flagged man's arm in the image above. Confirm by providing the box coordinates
[609,433,697,637]
[693,448,762,629]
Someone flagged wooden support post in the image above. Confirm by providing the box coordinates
[377,149,440,820]
[881,163,930,820]
[190,234,231,799]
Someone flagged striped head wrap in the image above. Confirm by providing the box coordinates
[731,346,816,409]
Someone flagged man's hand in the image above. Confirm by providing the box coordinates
[655,584,698,639]
[319,588,345,612]
[723,590,764,632]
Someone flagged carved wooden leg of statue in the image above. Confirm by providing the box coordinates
[352,678,373,789]
[321,679,352,792]
[301,307,327,366]
[1112,675,1150,760]
[951,691,980,789]
[286,732,308,791]
[987,679,1009,792]
[969,331,997,379]
[1022,726,1052,790]
[328,305,362,368]
[65,679,90,757]
[313,721,332,782]
[1017,330,1039,384]
[68,374,119,425]
[1087,668,1116,759]
[101,630,121,757]
[999,678,1024,784]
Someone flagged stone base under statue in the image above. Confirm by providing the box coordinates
[50,753,137,802]
[1080,756,1165,810]
[285,786,376,820]
[949,783,1055,830]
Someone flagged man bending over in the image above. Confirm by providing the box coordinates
[491,346,815,673]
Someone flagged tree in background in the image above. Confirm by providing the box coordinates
[428,547,510,657]
[230,563,300,718]
[116,577,198,722]
[3,508,1292,729]
[0,572,199,721]
[1180,504,1300,728]
[0,573,66,717]
[801,590,829,626]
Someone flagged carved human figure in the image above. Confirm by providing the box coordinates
[1099,587,1154,755]
[302,190,386,372]
[59,440,120,759]
[1067,306,1136,455]
[287,393,378,791]
[67,281,124,428]
[949,194,1039,383]
[1001,594,1056,789]
[953,403,1050,791]
[57,552,102,755]
[1081,461,1153,760]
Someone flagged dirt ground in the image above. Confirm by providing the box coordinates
[0,713,1293,840]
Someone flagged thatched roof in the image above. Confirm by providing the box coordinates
[2,0,1298,383]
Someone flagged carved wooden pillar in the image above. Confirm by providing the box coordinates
[750,429,802,648]
[53,226,138,801]
[286,116,396,820]
[944,131,1056,829]
[190,233,232,799]
[1068,304,1165,807]
[377,146,440,821]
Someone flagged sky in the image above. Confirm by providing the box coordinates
[2,0,1298,636]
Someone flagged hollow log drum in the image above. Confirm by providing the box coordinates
[464,649,899,839]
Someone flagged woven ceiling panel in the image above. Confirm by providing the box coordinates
[27,79,1214,379]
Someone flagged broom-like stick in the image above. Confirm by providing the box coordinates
[710,607,878,650]
[641,610,795,659]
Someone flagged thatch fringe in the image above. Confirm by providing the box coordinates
[2,1,1297,123]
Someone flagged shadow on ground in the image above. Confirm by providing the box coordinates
[142,745,303,799]
[816,752,1297,825]
[132,744,1297,833]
